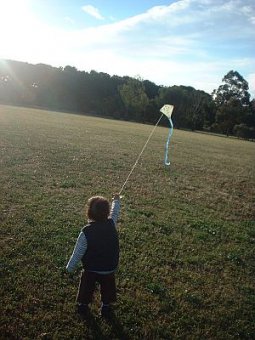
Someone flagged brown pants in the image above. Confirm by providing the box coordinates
[77,270,117,305]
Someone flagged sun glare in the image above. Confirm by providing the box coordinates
[0,0,39,60]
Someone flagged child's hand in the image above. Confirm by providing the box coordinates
[112,193,121,200]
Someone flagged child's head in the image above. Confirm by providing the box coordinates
[87,196,110,222]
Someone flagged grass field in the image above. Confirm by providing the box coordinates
[0,104,254,339]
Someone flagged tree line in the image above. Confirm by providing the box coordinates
[0,59,254,139]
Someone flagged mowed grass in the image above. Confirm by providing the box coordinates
[0,104,254,339]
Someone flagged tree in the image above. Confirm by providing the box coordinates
[212,71,252,136]
[142,80,160,99]
[118,77,149,121]
[212,70,250,106]
[233,98,255,139]
[214,98,244,135]
[233,123,255,140]
[183,89,212,131]
[157,85,212,130]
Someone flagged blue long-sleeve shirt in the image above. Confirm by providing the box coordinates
[66,199,120,273]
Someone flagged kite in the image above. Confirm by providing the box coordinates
[119,104,174,195]
[160,104,174,166]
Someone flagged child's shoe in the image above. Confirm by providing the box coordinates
[100,305,113,319]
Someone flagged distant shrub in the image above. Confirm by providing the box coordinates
[233,124,255,140]
[210,123,220,133]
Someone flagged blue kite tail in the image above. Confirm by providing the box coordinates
[164,117,173,166]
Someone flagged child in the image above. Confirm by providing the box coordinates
[66,194,121,319]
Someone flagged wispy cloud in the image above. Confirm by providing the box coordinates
[82,5,104,20]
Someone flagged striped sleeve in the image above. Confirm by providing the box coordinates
[66,232,87,273]
[110,199,121,227]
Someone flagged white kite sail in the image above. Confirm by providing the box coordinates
[160,104,174,119]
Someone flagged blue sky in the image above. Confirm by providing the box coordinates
[0,0,254,96]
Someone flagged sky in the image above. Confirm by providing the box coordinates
[0,0,254,97]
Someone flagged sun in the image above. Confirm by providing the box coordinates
[0,0,66,66]
[0,0,37,60]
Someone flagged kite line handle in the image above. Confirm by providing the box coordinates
[118,113,164,195]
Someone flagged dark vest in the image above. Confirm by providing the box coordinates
[81,219,119,271]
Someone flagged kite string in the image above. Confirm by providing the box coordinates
[119,113,164,195]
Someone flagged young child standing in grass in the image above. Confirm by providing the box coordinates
[66,194,121,319]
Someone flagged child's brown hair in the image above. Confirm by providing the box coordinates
[87,196,110,222]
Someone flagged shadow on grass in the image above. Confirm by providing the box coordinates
[83,310,129,340]
[106,312,129,340]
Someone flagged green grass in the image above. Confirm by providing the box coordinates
[1,104,254,339]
